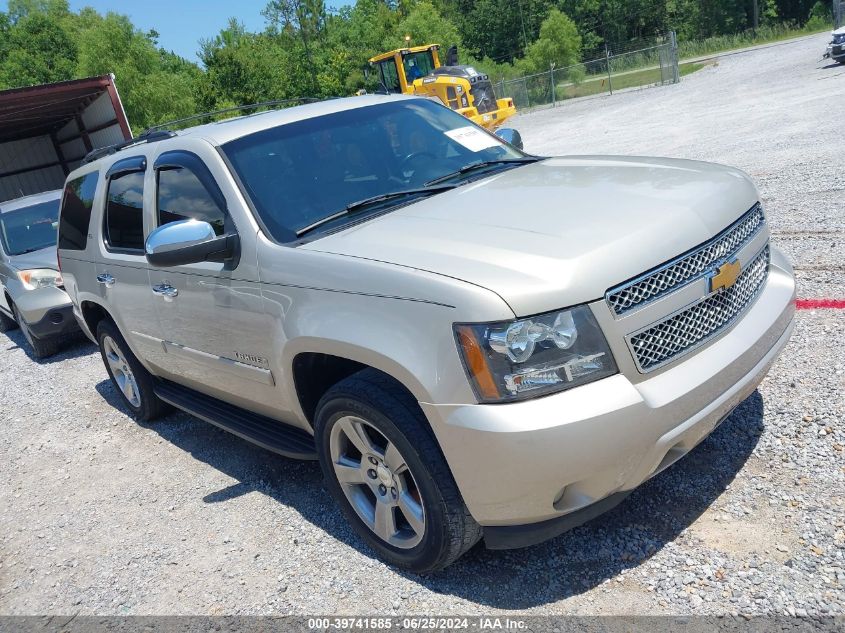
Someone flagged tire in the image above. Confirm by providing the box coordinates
[315,369,481,573]
[12,303,61,359]
[0,306,18,332]
[96,319,167,422]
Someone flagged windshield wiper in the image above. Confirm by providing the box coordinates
[425,157,541,187]
[296,184,457,237]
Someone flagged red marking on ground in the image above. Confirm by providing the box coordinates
[796,299,845,310]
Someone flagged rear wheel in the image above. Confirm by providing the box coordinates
[96,319,167,422]
[12,303,61,359]
[315,369,481,572]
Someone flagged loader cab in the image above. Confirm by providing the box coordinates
[370,45,441,94]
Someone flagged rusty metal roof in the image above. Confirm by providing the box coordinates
[0,75,130,144]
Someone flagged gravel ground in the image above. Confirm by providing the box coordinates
[1,33,843,617]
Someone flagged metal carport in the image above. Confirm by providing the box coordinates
[0,74,132,202]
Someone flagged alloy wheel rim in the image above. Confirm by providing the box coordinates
[329,415,426,549]
[103,336,141,408]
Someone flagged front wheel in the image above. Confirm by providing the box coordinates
[315,369,481,572]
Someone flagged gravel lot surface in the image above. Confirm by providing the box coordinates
[1,33,843,617]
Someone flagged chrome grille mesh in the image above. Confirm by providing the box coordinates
[607,204,766,315]
[628,246,770,372]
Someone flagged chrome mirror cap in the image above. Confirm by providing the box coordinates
[145,220,216,256]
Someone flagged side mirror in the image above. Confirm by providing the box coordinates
[495,127,524,151]
[145,219,239,267]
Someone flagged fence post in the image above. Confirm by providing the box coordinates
[670,30,680,84]
[524,76,530,108]
[605,44,613,95]
[550,63,556,107]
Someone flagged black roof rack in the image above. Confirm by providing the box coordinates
[142,97,324,135]
[82,130,176,164]
[83,97,327,165]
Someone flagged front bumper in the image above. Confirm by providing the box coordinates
[13,286,79,339]
[422,246,795,543]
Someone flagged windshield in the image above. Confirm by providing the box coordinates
[0,198,60,256]
[403,51,436,82]
[222,99,525,242]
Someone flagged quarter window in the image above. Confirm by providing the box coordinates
[157,167,226,236]
[58,171,99,251]
[105,171,145,251]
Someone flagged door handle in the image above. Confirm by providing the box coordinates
[96,273,115,287]
[151,283,178,298]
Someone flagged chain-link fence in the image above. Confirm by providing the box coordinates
[495,32,680,111]
[836,0,845,28]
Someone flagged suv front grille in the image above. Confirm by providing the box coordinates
[628,246,770,372]
[606,204,766,316]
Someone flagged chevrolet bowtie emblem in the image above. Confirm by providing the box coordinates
[709,259,741,293]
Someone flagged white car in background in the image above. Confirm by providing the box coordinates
[0,190,79,358]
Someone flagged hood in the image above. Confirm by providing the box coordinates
[834,27,845,36]
[8,245,59,271]
[304,157,760,317]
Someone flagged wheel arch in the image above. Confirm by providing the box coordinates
[79,298,113,337]
[289,343,433,430]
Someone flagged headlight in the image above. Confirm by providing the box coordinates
[17,268,63,290]
[454,305,618,403]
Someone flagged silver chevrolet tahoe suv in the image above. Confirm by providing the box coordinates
[58,95,795,572]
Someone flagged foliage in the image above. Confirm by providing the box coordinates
[677,19,832,59]
[0,11,77,86]
[0,0,833,130]
[393,1,462,50]
[518,9,581,74]
[805,1,833,30]
[0,1,197,130]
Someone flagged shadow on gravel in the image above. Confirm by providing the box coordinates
[92,377,763,609]
[92,377,355,542]
[2,329,95,364]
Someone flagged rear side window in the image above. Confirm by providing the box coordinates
[58,172,99,251]
[157,167,226,236]
[105,171,145,252]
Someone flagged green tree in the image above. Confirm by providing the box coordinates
[263,0,326,94]
[519,8,581,73]
[0,11,77,86]
[455,0,555,62]
[75,11,196,129]
[391,0,462,49]
[6,0,69,23]
[197,19,309,109]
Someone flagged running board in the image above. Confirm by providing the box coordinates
[154,380,317,460]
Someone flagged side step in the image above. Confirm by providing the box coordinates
[154,380,317,460]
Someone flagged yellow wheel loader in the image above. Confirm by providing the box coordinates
[368,44,516,131]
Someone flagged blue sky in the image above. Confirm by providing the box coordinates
[2,0,349,62]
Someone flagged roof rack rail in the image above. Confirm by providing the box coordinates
[82,97,327,165]
[82,129,177,164]
[142,97,324,135]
